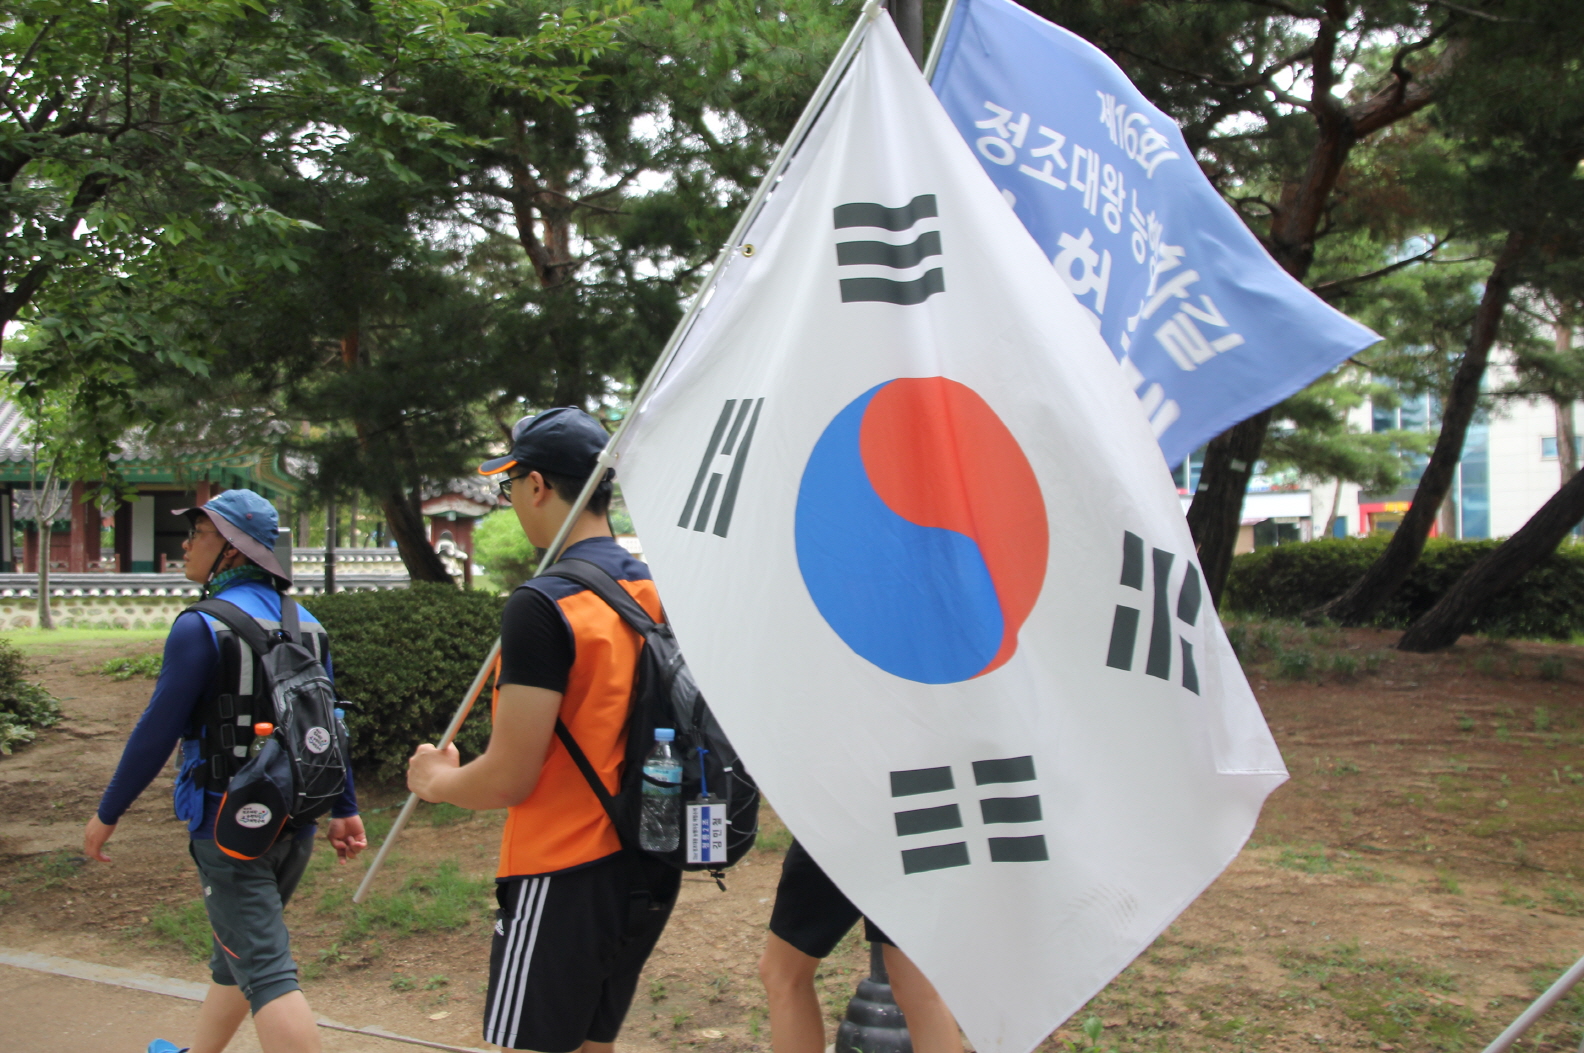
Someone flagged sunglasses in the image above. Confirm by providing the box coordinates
[497,472,531,500]
[186,525,222,543]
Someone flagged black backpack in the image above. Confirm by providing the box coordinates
[190,596,351,859]
[537,558,760,881]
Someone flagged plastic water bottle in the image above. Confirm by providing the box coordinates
[249,722,274,756]
[639,729,683,852]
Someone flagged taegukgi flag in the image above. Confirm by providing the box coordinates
[613,13,1287,1053]
[931,0,1380,469]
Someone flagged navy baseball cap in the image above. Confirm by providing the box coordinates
[173,489,291,583]
[478,407,610,480]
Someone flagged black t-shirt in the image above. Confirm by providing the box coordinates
[498,587,575,693]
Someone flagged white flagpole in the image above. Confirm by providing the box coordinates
[353,1,885,903]
[922,0,959,79]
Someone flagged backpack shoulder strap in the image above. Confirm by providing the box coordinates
[554,719,620,819]
[538,558,658,634]
[278,594,302,644]
[188,598,273,657]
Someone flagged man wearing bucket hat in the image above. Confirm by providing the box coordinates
[406,407,681,1053]
[83,489,366,1053]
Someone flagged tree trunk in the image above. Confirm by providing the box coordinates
[1312,229,1530,625]
[1556,315,1578,484]
[1398,459,1584,651]
[1556,396,1578,485]
[886,0,924,66]
[1186,409,1271,606]
[382,488,452,583]
[1185,3,1448,600]
[1323,476,1345,539]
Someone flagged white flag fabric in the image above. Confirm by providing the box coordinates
[614,14,1286,1053]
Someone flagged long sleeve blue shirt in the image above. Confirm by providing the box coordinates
[96,580,357,839]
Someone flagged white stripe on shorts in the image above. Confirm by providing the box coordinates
[484,875,552,1047]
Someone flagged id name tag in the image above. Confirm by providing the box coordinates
[686,798,728,864]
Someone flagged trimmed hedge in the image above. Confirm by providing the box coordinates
[304,584,505,781]
[1223,536,1584,640]
[0,638,61,754]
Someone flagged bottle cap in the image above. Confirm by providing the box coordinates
[254,722,274,736]
[654,728,675,743]
[334,708,345,720]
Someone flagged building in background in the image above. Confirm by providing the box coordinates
[1172,360,1579,552]
[0,398,299,573]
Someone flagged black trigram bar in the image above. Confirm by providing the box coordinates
[988,835,1049,863]
[972,755,1036,785]
[678,398,762,538]
[712,398,761,538]
[1120,531,1144,589]
[980,795,1042,824]
[901,841,970,874]
[1145,548,1175,680]
[1108,531,1204,692]
[894,803,963,836]
[1177,565,1202,623]
[1105,606,1140,671]
[836,231,942,269]
[833,195,938,231]
[840,269,945,306]
[891,766,954,797]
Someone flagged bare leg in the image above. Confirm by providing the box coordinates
[580,1042,614,1053]
[190,983,250,1053]
[759,932,827,1053]
[881,945,964,1053]
[253,990,322,1053]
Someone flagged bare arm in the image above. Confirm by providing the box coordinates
[406,684,562,810]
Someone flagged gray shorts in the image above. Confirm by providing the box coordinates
[189,834,314,1013]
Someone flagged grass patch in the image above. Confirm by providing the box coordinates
[1540,656,1567,681]
[1499,884,1538,909]
[0,628,168,655]
[148,900,212,962]
[1545,884,1584,916]
[321,859,491,939]
[424,802,474,827]
[756,808,793,854]
[1278,941,1474,1049]
[1276,649,1315,680]
[7,850,87,893]
[1272,844,1394,882]
[98,654,162,681]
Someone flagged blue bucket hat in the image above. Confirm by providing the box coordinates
[478,407,610,481]
[173,489,290,583]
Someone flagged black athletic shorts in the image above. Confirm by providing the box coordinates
[768,840,892,959]
[483,852,681,1052]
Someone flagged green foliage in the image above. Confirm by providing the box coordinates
[98,654,162,681]
[472,509,538,593]
[1225,537,1584,640]
[0,637,61,753]
[1276,649,1315,680]
[303,585,504,780]
[148,900,213,962]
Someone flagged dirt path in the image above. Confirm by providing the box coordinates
[4,626,1584,1053]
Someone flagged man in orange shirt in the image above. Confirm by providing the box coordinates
[408,408,678,1053]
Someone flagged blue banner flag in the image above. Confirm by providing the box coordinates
[930,0,1379,468]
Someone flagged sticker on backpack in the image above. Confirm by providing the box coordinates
[236,803,273,829]
[304,727,331,754]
